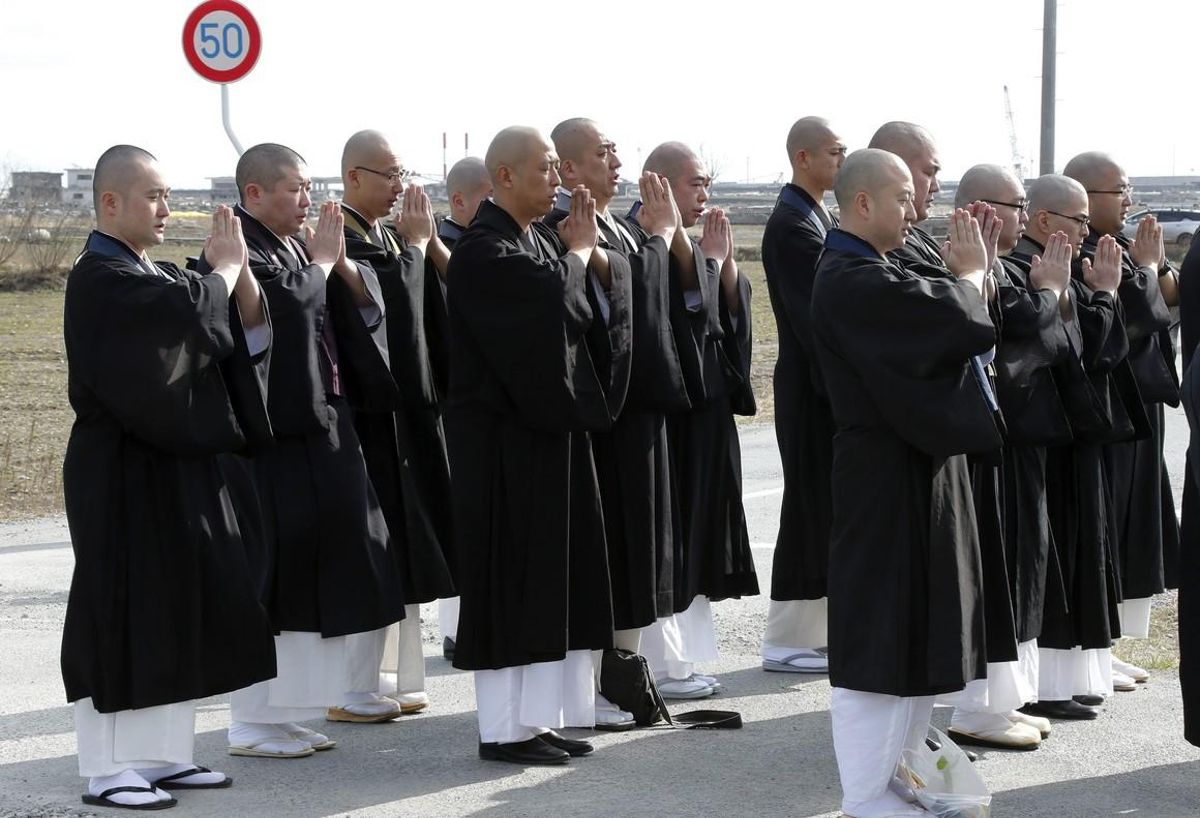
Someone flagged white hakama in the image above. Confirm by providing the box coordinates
[1038,645,1113,700]
[761,597,828,663]
[74,698,196,778]
[475,650,595,743]
[641,595,720,682]
[230,631,347,724]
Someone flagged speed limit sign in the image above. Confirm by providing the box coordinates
[182,0,261,84]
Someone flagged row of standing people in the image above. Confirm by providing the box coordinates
[58,120,761,809]
[761,119,1182,818]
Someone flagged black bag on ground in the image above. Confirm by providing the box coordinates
[599,649,671,726]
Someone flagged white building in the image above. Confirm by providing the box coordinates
[64,168,94,210]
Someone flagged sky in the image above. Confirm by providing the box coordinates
[2,0,1198,189]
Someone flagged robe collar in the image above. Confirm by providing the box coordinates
[824,228,886,260]
[438,218,465,243]
[778,184,834,237]
[84,231,166,279]
[234,204,306,269]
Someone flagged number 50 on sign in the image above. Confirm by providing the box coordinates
[182,0,261,84]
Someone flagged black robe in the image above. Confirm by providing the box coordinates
[1177,237,1200,745]
[815,228,1001,697]
[993,251,1074,644]
[1083,229,1180,601]
[446,200,632,670]
[889,225,1018,664]
[342,206,456,604]
[203,206,405,638]
[761,184,835,602]
[625,209,758,611]
[546,203,690,629]
[1012,235,1126,651]
[425,217,463,401]
[61,231,277,713]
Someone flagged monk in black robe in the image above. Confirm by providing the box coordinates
[1179,231,1200,744]
[446,126,631,765]
[813,149,1001,818]
[434,156,492,661]
[1065,152,1180,689]
[62,146,275,809]
[205,144,405,756]
[337,130,454,716]
[548,118,687,726]
[759,116,845,675]
[942,165,1079,751]
[634,141,757,700]
[1010,173,1129,720]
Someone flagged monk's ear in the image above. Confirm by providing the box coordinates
[346,168,361,190]
[451,191,464,211]
[795,149,809,171]
[558,159,575,185]
[854,190,871,219]
[496,165,514,190]
[244,182,262,205]
[100,190,120,217]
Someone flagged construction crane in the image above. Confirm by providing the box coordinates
[1003,85,1025,180]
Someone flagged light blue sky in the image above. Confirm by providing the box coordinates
[3,0,1196,187]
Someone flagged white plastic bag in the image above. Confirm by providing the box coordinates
[897,726,992,818]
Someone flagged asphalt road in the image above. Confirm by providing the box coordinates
[1,419,1199,817]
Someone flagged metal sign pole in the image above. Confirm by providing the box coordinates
[221,84,244,156]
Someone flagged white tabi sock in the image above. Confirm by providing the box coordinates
[87,769,171,807]
[138,761,227,787]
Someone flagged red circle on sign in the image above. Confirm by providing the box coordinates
[182,0,261,84]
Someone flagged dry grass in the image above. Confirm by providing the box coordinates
[1114,592,1180,671]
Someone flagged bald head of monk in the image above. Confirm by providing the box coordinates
[955,164,1028,254]
[834,149,916,254]
[446,157,492,227]
[92,145,168,254]
[485,126,561,228]
[551,118,621,210]
[786,116,845,195]
[868,122,940,222]
[341,130,406,222]
[237,143,311,238]
[644,141,710,228]
[1025,174,1091,255]
[1063,151,1130,236]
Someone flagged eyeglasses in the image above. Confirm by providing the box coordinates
[355,166,412,184]
[1086,185,1133,197]
[1045,209,1091,228]
[982,198,1028,212]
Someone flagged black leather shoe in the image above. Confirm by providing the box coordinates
[1073,693,1104,706]
[479,738,569,765]
[1021,699,1099,720]
[443,637,456,662]
[537,730,594,757]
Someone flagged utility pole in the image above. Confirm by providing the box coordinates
[1039,0,1057,175]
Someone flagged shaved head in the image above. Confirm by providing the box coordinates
[1062,151,1120,190]
[867,121,935,164]
[1026,173,1088,215]
[786,116,834,162]
[447,156,489,196]
[550,117,600,163]
[341,129,393,176]
[236,143,306,202]
[643,141,701,181]
[93,145,156,212]
[834,149,909,209]
[485,126,549,182]
[954,164,1022,209]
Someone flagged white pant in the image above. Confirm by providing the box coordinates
[1038,646,1113,700]
[831,687,935,813]
[439,597,459,642]
[474,650,595,743]
[1117,598,1152,639]
[940,639,1039,714]
[641,595,719,681]
[346,604,425,696]
[230,631,347,724]
[74,698,195,778]
[761,597,828,660]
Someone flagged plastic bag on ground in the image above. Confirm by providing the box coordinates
[897,726,992,818]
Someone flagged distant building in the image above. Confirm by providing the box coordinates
[64,168,94,210]
[209,177,239,204]
[8,171,62,204]
[210,175,344,205]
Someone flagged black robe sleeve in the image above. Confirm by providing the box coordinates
[323,256,401,414]
[65,255,266,455]
[813,252,1002,458]
[718,271,756,416]
[447,224,631,433]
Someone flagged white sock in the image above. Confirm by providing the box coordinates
[228,721,310,754]
[138,762,226,787]
[87,770,169,806]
